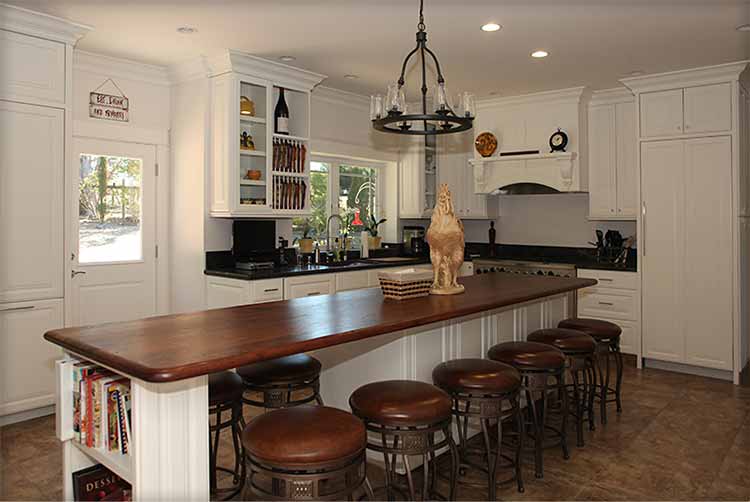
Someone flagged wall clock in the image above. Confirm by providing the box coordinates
[549,128,568,152]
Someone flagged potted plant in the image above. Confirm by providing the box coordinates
[365,214,387,250]
[294,220,315,254]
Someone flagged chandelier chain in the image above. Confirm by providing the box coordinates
[418,0,425,31]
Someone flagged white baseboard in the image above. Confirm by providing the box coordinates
[643,358,733,381]
[0,405,55,427]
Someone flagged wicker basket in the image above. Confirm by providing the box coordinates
[378,268,433,300]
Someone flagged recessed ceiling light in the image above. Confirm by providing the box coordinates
[481,23,501,32]
[344,74,359,80]
[737,24,750,32]
[176,26,197,34]
[279,56,296,62]
[531,50,548,58]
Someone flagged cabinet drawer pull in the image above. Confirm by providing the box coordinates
[263,288,279,293]
[598,301,614,306]
[598,278,613,282]
[0,305,34,313]
[307,291,321,296]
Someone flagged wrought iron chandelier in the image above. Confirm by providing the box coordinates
[370,0,475,136]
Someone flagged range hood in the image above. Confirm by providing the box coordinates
[469,86,589,195]
[469,151,580,195]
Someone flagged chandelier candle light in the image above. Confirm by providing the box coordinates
[371,0,475,135]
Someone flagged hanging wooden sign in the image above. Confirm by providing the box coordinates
[89,78,129,122]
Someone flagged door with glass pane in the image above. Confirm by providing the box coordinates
[69,138,156,326]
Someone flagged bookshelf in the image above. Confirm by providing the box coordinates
[56,354,210,501]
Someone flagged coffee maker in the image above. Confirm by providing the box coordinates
[402,226,426,256]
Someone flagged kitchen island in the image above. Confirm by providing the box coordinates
[45,273,595,501]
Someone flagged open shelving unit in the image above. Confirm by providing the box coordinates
[208,56,324,218]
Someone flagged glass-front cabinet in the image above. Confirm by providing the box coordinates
[208,56,324,218]
[399,124,439,219]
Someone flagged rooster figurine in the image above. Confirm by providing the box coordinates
[426,184,465,295]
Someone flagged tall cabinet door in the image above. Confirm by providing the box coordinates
[641,140,685,363]
[682,136,733,369]
[588,105,617,218]
[0,101,64,303]
[615,102,638,217]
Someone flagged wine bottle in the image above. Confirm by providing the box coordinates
[274,88,290,135]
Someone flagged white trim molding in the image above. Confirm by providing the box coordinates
[477,86,589,108]
[590,87,635,107]
[74,50,170,86]
[621,61,749,94]
[205,49,327,91]
[0,3,91,44]
[312,86,370,111]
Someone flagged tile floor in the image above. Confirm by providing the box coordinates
[2,365,750,501]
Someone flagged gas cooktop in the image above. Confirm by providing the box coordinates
[473,259,577,278]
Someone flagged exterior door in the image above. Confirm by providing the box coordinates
[69,138,157,326]
[641,140,685,363]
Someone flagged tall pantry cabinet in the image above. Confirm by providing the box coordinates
[0,5,90,422]
[623,62,750,383]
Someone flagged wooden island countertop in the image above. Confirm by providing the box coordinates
[45,274,596,383]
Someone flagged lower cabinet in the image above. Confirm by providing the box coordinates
[577,269,641,357]
[335,271,371,292]
[205,276,283,308]
[0,298,63,417]
[284,275,336,300]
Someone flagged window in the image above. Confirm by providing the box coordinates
[292,158,382,250]
[78,154,143,263]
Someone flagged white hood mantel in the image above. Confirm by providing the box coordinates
[470,151,578,194]
[470,86,589,195]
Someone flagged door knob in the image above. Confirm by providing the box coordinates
[71,270,86,278]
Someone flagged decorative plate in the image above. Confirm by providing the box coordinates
[474,132,498,157]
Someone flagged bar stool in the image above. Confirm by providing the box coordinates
[487,342,568,479]
[209,371,246,500]
[527,328,597,447]
[237,354,323,410]
[559,317,624,424]
[349,380,458,501]
[432,359,524,500]
[242,405,374,500]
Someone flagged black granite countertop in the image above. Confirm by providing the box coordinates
[205,257,432,281]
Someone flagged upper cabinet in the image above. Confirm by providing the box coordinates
[588,89,637,220]
[207,51,325,218]
[398,129,438,219]
[0,30,66,106]
[639,83,732,139]
[438,133,496,219]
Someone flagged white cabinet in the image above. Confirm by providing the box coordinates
[577,269,640,356]
[639,83,732,139]
[438,135,495,219]
[0,298,63,416]
[0,30,66,106]
[0,101,64,303]
[205,276,283,308]
[588,94,637,220]
[335,270,371,292]
[284,275,336,300]
[399,135,427,218]
[641,137,733,370]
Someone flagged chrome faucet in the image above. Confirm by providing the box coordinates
[326,214,344,252]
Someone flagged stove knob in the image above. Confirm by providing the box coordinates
[536,270,544,276]
[548,271,555,276]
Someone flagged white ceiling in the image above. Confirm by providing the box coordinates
[8,0,750,97]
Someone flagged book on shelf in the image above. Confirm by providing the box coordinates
[69,358,132,456]
[72,464,132,501]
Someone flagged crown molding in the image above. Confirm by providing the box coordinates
[477,86,589,108]
[621,61,749,94]
[168,56,212,85]
[590,86,634,107]
[75,50,170,86]
[312,86,369,111]
[204,49,326,91]
[0,3,91,44]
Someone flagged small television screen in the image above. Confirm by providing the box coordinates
[233,220,276,259]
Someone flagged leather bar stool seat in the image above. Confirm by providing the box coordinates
[487,341,566,370]
[209,371,244,406]
[558,317,624,424]
[237,353,322,384]
[433,358,521,394]
[528,328,597,447]
[527,328,597,355]
[237,354,323,409]
[433,359,524,500]
[349,380,458,500]
[242,406,373,500]
[558,318,621,342]
[208,371,246,500]
[349,380,452,428]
